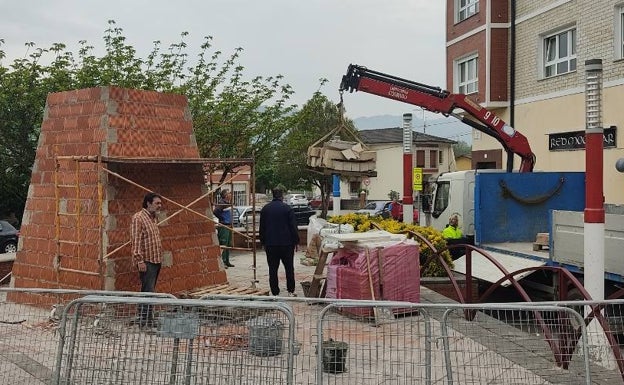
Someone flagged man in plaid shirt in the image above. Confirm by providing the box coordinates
[131,192,163,328]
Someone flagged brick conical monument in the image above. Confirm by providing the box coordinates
[11,87,226,298]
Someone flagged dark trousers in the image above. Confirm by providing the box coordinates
[265,245,295,296]
[138,261,161,325]
[217,226,232,263]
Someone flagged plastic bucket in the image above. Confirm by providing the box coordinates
[320,339,348,373]
[247,316,284,356]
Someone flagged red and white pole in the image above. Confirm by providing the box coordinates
[402,113,414,224]
[584,59,604,301]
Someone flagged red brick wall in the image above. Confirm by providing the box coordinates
[491,0,509,23]
[446,30,486,103]
[446,0,509,104]
[10,87,225,301]
[490,28,509,102]
[446,0,487,40]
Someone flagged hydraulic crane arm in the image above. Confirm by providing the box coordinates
[339,64,535,172]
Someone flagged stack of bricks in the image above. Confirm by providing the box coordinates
[10,87,226,301]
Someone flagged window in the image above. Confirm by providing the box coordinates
[616,6,624,59]
[429,150,437,168]
[543,28,576,77]
[232,184,247,206]
[432,181,450,218]
[416,150,425,168]
[456,55,478,94]
[439,150,443,165]
[457,0,479,22]
[349,181,361,197]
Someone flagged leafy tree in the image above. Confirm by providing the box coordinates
[453,140,472,157]
[275,86,358,217]
[0,20,296,221]
[0,42,69,225]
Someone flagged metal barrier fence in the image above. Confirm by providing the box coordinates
[203,295,594,385]
[5,288,624,384]
[54,296,295,385]
[0,288,176,385]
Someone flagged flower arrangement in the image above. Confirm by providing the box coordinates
[327,213,453,277]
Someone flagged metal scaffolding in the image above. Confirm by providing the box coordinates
[53,155,259,289]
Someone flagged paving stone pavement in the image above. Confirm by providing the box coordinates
[224,248,317,296]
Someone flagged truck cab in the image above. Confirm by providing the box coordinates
[430,170,507,237]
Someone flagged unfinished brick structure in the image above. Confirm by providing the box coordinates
[11,87,226,298]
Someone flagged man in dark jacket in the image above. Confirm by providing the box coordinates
[259,188,300,296]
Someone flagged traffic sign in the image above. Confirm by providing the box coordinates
[413,168,423,191]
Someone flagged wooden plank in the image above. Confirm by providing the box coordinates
[191,284,230,295]
[186,283,269,298]
[308,251,331,297]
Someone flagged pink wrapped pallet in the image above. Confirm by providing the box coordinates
[325,239,420,317]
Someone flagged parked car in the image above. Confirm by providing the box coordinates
[0,220,19,254]
[355,201,390,217]
[286,193,308,206]
[234,203,315,228]
[309,195,333,210]
[355,201,419,222]
[385,201,419,222]
[234,206,262,229]
[291,204,316,226]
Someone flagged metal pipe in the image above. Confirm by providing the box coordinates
[509,0,517,172]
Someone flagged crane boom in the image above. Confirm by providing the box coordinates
[340,64,535,172]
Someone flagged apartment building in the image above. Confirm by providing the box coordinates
[446,0,624,203]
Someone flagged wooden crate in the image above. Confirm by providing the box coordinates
[533,232,550,251]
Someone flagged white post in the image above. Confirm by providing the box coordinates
[402,113,414,225]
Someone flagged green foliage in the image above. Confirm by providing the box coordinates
[453,140,472,157]
[388,190,400,200]
[0,20,296,220]
[274,89,357,217]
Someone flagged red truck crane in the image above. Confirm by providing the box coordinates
[339,64,536,172]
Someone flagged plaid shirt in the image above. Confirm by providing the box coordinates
[131,208,163,265]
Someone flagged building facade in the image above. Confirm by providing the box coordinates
[446,0,624,204]
[338,128,456,201]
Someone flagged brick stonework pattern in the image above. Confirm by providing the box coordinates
[446,0,509,104]
[10,87,224,301]
[515,0,624,100]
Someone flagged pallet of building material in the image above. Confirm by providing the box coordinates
[182,284,270,298]
[532,232,550,251]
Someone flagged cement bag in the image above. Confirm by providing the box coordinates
[307,216,328,247]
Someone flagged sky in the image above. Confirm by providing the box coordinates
[0,0,447,120]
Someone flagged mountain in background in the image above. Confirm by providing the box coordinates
[353,114,473,144]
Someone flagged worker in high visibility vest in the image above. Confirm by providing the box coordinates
[442,214,462,239]
[443,214,466,260]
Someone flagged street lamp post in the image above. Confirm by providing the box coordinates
[584,59,604,302]
[402,113,414,224]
